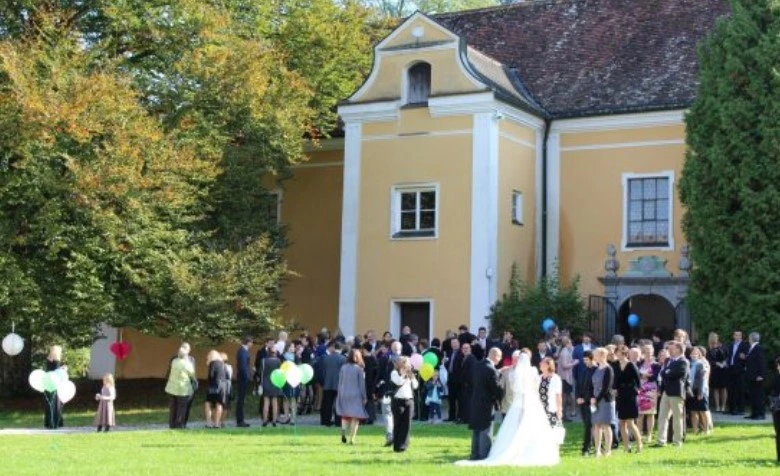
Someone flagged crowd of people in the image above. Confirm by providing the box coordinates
[37,322,779,464]
[154,324,780,462]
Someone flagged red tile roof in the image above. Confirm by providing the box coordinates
[435,0,731,118]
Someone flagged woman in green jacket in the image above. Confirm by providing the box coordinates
[166,345,196,429]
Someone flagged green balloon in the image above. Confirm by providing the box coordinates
[43,372,58,392]
[299,364,314,385]
[423,352,439,367]
[270,369,286,389]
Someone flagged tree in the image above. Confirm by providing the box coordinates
[488,264,590,347]
[680,0,780,353]
[0,1,378,352]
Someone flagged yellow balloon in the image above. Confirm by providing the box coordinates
[420,363,435,381]
[280,361,295,373]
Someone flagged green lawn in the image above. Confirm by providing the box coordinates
[0,420,777,475]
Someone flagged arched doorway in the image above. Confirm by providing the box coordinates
[617,294,676,343]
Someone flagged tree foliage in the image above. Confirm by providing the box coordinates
[680,0,780,353]
[0,1,378,347]
[488,264,590,346]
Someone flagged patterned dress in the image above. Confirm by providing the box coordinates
[539,375,561,428]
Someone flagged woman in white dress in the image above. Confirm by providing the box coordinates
[456,353,560,467]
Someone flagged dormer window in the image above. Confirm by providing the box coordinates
[406,62,431,105]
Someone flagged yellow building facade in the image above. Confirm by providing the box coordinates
[99,1,731,378]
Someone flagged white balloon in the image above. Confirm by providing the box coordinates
[57,380,77,404]
[285,365,302,387]
[2,333,24,356]
[28,369,46,393]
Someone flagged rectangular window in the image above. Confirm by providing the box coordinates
[512,190,523,226]
[625,176,671,248]
[392,185,438,238]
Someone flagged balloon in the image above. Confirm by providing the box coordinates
[28,369,46,393]
[2,333,24,357]
[423,352,439,368]
[270,369,286,389]
[55,368,69,382]
[280,361,295,374]
[628,314,640,328]
[419,363,435,381]
[286,365,302,387]
[109,342,132,361]
[299,364,314,385]
[57,380,76,404]
[409,353,423,370]
[542,318,555,332]
[43,372,58,392]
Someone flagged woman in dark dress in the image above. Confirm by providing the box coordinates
[44,345,66,429]
[204,350,228,428]
[615,345,642,453]
[706,332,729,412]
[260,347,282,427]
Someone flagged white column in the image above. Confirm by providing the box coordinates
[470,112,499,332]
[337,122,362,337]
[546,132,561,275]
[88,324,118,379]
[535,129,544,278]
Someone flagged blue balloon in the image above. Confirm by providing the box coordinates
[542,318,555,332]
[627,314,640,328]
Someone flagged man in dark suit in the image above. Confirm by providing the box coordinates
[745,332,768,420]
[468,347,503,460]
[572,333,595,387]
[235,336,253,427]
[531,340,552,370]
[727,330,750,415]
[457,324,476,347]
[655,341,690,447]
[575,351,595,456]
[320,341,346,426]
[460,343,476,424]
[446,338,463,422]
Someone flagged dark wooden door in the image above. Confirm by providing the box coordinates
[400,302,430,341]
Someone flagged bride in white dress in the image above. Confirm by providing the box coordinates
[456,353,560,467]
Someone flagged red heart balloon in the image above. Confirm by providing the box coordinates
[109,342,132,361]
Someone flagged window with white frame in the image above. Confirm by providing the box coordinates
[512,190,523,226]
[406,62,431,105]
[624,175,672,248]
[392,185,437,238]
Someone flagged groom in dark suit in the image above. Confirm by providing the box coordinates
[468,347,503,460]
[745,332,768,420]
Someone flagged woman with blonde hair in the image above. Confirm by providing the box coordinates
[540,357,564,428]
[390,356,419,452]
[689,346,713,435]
[44,345,67,429]
[590,347,615,457]
[165,345,196,429]
[706,332,728,412]
[204,350,227,428]
[615,345,642,453]
[220,352,232,428]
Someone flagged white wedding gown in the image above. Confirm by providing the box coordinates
[456,354,560,467]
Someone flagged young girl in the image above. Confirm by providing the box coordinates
[94,373,116,432]
[425,371,444,424]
